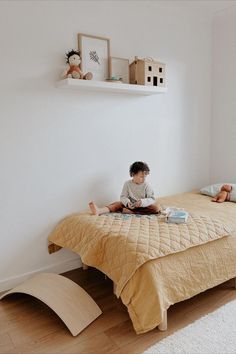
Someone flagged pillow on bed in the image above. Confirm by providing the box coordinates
[200,183,236,202]
[200,183,224,197]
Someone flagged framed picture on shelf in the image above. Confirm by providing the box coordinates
[109,57,129,83]
[78,33,110,81]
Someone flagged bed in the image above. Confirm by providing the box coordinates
[48,191,236,334]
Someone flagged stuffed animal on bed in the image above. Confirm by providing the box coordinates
[212,184,232,203]
[200,183,236,203]
[62,50,93,80]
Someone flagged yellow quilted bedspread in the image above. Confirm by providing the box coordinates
[48,205,232,297]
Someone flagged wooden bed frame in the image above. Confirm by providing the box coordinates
[82,262,236,332]
[82,262,167,331]
[47,190,236,334]
[48,241,236,332]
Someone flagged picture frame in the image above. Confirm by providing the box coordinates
[109,57,130,83]
[78,33,110,81]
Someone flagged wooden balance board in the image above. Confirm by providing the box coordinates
[0,272,102,336]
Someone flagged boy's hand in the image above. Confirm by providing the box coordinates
[133,200,142,208]
[128,202,135,209]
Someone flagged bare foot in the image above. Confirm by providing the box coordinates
[89,201,99,215]
[122,207,134,214]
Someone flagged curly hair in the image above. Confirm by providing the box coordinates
[65,50,81,64]
[129,161,150,176]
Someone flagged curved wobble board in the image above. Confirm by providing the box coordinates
[0,273,102,336]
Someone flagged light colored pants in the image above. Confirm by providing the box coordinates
[106,201,160,214]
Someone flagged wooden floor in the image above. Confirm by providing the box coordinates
[1,268,236,354]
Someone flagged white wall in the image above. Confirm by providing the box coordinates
[211,7,236,183]
[0,1,212,291]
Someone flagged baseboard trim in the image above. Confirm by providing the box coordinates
[0,258,82,292]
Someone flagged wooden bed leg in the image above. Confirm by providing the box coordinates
[48,242,62,254]
[158,310,167,331]
[82,263,88,270]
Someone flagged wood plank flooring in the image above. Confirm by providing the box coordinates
[1,267,236,354]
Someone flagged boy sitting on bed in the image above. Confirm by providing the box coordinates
[89,161,160,215]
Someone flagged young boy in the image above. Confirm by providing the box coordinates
[89,161,160,215]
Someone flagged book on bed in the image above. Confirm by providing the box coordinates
[166,210,189,224]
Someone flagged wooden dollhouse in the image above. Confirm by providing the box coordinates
[129,57,166,87]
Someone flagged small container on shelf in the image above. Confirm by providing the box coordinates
[106,76,123,84]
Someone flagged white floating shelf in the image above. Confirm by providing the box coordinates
[57,78,167,95]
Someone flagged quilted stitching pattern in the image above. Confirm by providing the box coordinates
[48,209,233,297]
